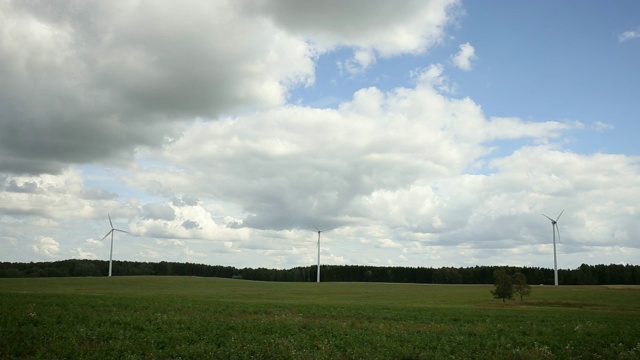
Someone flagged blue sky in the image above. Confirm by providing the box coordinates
[460,1,639,154]
[1,0,639,273]
[296,1,640,156]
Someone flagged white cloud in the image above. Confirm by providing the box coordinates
[452,42,476,71]
[116,65,640,268]
[593,121,614,131]
[73,248,98,260]
[0,1,638,271]
[618,29,640,42]
[183,247,207,258]
[0,1,315,174]
[1,58,637,269]
[253,0,461,55]
[129,201,251,242]
[412,63,457,93]
[137,68,584,239]
[85,239,102,248]
[379,239,403,248]
[139,249,161,259]
[338,49,377,75]
[0,169,135,220]
[32,237,60,258]
[141,203,176,221]
[0,0,460,175]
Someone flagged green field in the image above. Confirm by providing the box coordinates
[1,277,639,359]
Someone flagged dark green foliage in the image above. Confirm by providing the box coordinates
[491,271,532,302]
[71,262,101,277]
[491,269,513,302]
[513,272,532,301]
[1,260,640,285]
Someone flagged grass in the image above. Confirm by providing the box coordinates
[1,277,639,359]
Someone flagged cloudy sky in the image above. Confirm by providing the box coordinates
[1,0,639,271]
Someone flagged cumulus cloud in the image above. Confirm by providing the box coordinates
[172,194,199,207]
[0,169,128,219]
[5,180,39,193]
[593,121,614,131]
[130,201,251,242]
[109,60,640,268]
[182,220,200,230]
[139,249,161,259]
[82,188,119,201]
[0,1,314,174]
[32,237,60,257]
[1,1,638,270]
[183,247,207,258]
[251,0,460,55]
[0,0,459,175]
[84,238,102,248]
[74,248,98,260]
[141,203,176,221]
[452,42,476,71]
[618,29,640,42]
[338,49,377,75]
[138,67,579,233]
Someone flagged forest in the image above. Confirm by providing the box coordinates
[1,260,639,285]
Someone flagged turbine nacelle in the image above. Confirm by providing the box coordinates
[315,225,332,233]
[101,229,129,241]
[542,209,564,223]
[542,209,563,243]
[102,214,129,240]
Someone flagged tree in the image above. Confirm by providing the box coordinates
[71,261,101,277]
[490,269,513,302]
[512,272,532,301]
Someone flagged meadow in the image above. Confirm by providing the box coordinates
[1,277,639,359]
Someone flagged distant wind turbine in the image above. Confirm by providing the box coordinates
[314,226,333,283]
[542,209,564,286]
[101,214,129,277]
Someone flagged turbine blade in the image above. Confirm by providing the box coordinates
[114,229,128,234]
[101,230,113,241]
[555,224,561,243]
[314,225,320,232]
[108,214,113,229]
[556,209,565,222]
[541,213,554,222]
[318,226,335,232]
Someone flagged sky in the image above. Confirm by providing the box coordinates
[1,0,639,271]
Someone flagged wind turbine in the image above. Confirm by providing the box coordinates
[101,214,129,277]
[542,209,564,286]
[314,226,333,283]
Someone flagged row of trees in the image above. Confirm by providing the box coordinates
[1,260,639,285]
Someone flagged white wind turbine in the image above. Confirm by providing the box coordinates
[314,226,333,283]
[542,209,564,286]
[101,214,129,277]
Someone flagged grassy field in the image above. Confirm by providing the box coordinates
[1,277,639,359]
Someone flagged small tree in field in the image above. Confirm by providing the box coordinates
[491,269,513,302]
[512,272,532,301]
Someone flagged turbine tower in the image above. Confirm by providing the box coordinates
[314,226,332,283]
[542,209,564,286]
[101,214,129,277]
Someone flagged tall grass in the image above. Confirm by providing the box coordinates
[1,277,639,359]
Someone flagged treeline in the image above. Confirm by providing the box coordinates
[1,260,639,285]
